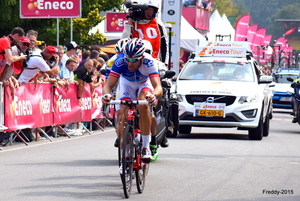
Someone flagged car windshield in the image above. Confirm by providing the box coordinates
[179,61,255,82]
[273,73,298,83]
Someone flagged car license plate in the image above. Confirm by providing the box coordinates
[194,102,226,117]
[196,110,224,117]
[280,97,291,102]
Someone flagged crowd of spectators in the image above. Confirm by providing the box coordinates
[0,27,109,147]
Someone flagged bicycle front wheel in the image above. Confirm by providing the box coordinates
[136,161,149,193]
[121,125,134,198]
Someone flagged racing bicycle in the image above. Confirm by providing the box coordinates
[110,100,150,198]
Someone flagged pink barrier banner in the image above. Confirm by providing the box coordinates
[234,14,251,41]
[53,84,93,125]
[4,83,53,131]
[4,82,109,131]
[195,9,210,31]
[91,85,104,119]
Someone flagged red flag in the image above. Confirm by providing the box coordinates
[252,28,266,59]
[246,24,258,50]
[284,27,296,36]
[261,35,272,61]
[263,35,272,46]
[234,14,251,41]
[273,37,287,64]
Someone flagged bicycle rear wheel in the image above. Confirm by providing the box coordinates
[121,125,134,198]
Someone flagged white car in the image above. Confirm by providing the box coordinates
[175,42,273,140]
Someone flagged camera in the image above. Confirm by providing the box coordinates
[49,55,58,62]
[22,51,30,68]
[124,0,148,21]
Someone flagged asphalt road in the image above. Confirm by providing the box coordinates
[0,109,299,201]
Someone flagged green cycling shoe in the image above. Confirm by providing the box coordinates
[150,144,158,161]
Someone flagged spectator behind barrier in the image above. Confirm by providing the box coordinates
[59,58,79,86]
[0,27,27,88]
[61,41,80,68]
[78,50,99,68]
[18,46,60,83]
[56,45,64,71]
[26,30,38,52]
[74,59,102,106]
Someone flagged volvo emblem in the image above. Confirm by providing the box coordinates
[169,0,175,6]
[206,97,214,103]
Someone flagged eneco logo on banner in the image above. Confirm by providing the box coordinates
[21,0,81,18]
[106,13,127,32]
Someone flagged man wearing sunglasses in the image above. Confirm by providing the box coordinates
[102,38,163,162]
[11,36,30,56]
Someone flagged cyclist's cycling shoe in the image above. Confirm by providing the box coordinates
[141,148,152,163]
[160,138,169,148]
[114,138,119,147]
[150,144,158,161]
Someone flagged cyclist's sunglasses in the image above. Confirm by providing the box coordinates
[125,57,141,63]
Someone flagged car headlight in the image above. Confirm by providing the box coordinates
[238,94,258,104]
[176,94,183,102]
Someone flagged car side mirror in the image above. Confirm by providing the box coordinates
[287,77,294,82]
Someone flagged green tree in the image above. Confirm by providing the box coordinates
[0,0,123,46]
[213,0,248,26]
[268,5,300,49]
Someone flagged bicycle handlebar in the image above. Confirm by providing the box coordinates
[110,100,149,105]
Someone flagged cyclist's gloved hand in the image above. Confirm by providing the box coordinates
[102,93,112,104]
[146,93,156,104]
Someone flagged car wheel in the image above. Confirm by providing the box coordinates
[269,101,273,120]
[248,109,263,140]
[263,110,270,137]
[179,125,192,134]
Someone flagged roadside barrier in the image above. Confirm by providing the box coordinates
[1,82,114,145]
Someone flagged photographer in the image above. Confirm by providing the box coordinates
[122,0,169,66]
[11,36,30,78]
[18,46,59,83]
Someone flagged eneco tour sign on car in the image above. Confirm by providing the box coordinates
[196,41,248,57]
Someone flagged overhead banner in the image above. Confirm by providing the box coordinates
[106,12,127,32]
[20,0,81,18]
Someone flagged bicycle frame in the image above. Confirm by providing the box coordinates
[110,100,149,198]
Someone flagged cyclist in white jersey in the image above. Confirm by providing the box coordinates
[102,38,163,160]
